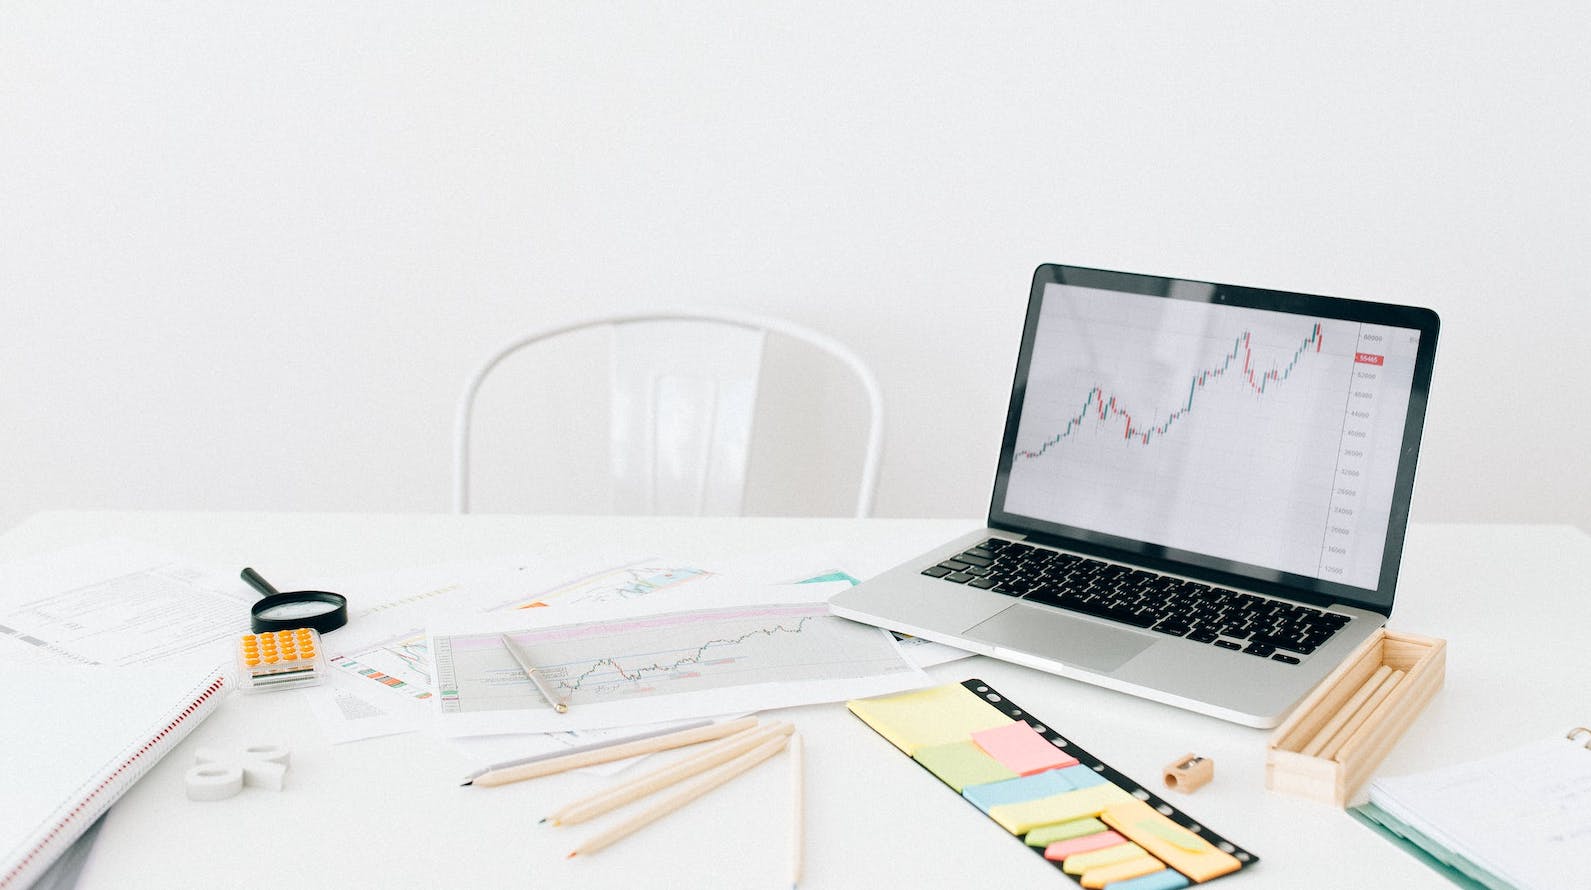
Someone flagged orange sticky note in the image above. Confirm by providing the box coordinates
[1101,800,1242,882]
[970,720,1080,775]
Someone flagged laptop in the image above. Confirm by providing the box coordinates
[831,264,1439,727]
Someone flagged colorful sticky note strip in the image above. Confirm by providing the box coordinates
[913,741,1018,792]
[963,770,1073,813]
[971,720,1080,775]
[847,683,1013,755]
[847,681,1256,888]
[1024,818,1108,848]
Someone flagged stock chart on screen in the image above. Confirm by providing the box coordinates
[1004,284,1421,590]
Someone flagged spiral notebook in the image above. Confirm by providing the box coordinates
[1351,727,1591,890]
[0,664,227,890]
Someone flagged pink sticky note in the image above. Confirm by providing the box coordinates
[1043,830,1127,861]
[970,721,1080,775]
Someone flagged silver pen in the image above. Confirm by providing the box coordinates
[499,633,569,714]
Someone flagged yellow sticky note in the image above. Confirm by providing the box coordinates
[1060,842,1147,874]
[848,683,1013,755]
[1101,800,1242,882]
[988,782,1134,834]
[1080,855,1166,889]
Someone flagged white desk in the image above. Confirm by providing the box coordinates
[4,512,1588,890]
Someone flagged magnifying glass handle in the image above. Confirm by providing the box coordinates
[240,567,282,598]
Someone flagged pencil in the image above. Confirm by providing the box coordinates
[500,633,568,714]
[1318,669,1404,760]
[1300,665,1391,757]
[460,719,713,785]
[789,731,804,890]
[471,716,760,788]
[544,722,791,825]
[567,733,792,859]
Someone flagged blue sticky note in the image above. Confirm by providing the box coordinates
[1058,764,1109,789]
[962,769,1073,812]
[1099,869,1189,889]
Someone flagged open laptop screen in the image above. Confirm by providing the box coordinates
[988,265,1439,614]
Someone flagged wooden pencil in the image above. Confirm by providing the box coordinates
[567,733,792,858]
[470,716,759,788]
[544,722,791,825]
[1318,669,1404,760]
[1300,664,1391,757]
[789,731,804,890]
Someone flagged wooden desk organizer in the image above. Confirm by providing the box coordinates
[1265,628,1445,806]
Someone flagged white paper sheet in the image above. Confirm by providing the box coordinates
[428,582,930,735]
[299,551,751,741]
[0,539,249,667]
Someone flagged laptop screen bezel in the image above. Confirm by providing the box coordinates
[986,264,1440,616]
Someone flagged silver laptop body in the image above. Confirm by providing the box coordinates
[832,264,1439,727]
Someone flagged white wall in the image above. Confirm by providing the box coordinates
[3,2,1588,532]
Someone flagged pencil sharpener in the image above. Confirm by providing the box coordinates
[1163,753,1214,793]
[235,628,326,692]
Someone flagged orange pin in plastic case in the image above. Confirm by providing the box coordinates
[236,628,325,692]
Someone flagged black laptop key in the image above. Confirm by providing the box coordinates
[963,547,995,560]
[957,553,994,568]
[944,572,975,584]
[1214,639,1242,650]
[1050,594,1159,629]
[939,559,971,572]
[968,578,995,589]
[921,565,952,578]
[1243,642,1276,657]
[1272,654,1301,665]
[1187,628,1220,643]
[1151,622,1189,637]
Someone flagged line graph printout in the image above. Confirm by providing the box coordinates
[329,630,435,702]
[506,561,714,610]
[429,589,930,734]
[1004,283,1420,589]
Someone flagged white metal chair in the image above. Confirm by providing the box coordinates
[453,309,883,517]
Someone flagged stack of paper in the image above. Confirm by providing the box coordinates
[1351,735,1591,890]
[290,545,965,768]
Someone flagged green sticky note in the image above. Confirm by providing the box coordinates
[849,682,1013,755]
[1026,818,1110,847]
[913,741,1019,792]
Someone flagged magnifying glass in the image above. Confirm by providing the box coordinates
[240,567,349,634]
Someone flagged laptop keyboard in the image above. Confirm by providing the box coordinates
[922,538,1352,665]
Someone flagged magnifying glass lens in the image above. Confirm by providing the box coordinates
[257,600,340,621]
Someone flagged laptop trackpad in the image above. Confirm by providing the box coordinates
[964,605,1154,673]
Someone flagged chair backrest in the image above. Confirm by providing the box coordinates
[453,309,883,517]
